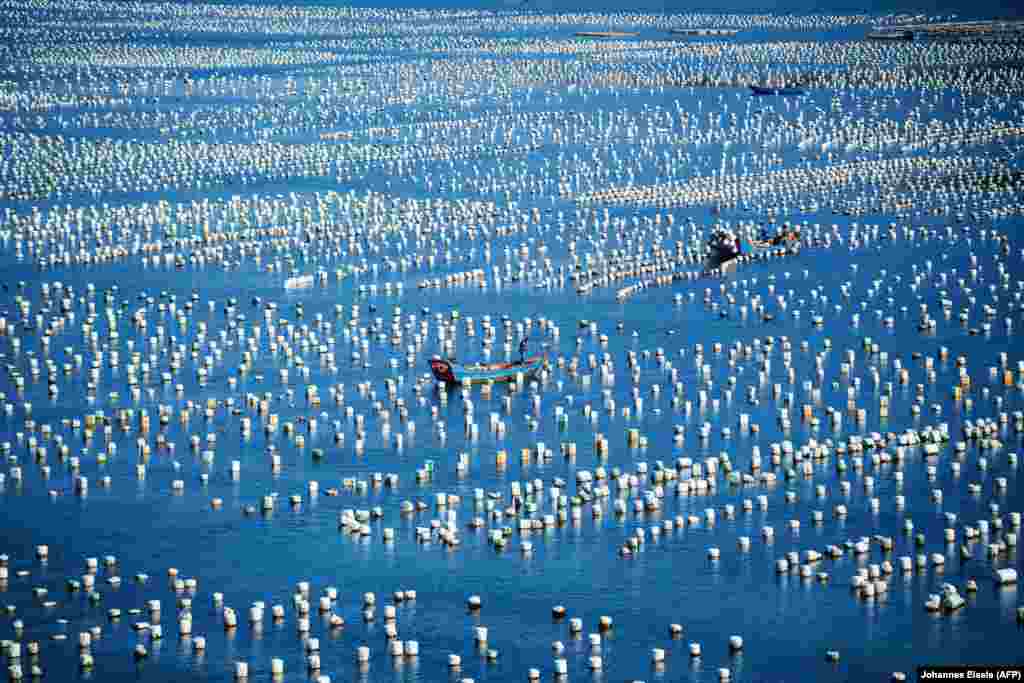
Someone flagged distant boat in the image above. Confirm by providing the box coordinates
[867,29,913,41]
[750,85,806,96]
[429,354,546,385]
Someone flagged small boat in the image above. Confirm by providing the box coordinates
[867,29,913,41]
[705,227,800,270]
[750,85,806,96]
[429,354,546,385]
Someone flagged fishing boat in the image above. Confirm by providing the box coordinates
[429,354,546,385]
[867,29,913,41]
[750,85,806,96]
[705,227,800,270]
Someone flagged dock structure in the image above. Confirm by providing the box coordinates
[869,20,1024,42]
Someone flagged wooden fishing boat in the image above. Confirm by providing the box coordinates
[867,29,913,41]
[750,85,806,96]
[705,229,799,270]
[430,354,546,385]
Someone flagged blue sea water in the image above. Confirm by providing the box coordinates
[1,0,1023,682]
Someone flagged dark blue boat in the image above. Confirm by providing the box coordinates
[750,85,806,96]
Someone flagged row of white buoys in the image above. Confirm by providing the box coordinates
[4,92,1015,274]
[574,156,1002,210]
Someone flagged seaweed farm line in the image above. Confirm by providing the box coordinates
[1,1,1024,682]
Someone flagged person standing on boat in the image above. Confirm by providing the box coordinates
[519,337,528,363]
